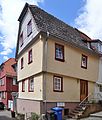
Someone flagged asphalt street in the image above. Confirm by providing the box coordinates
[0,110,16,120]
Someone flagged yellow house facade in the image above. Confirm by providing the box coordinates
[16,3,100,116]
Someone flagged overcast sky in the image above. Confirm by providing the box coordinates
[0,0,102,63]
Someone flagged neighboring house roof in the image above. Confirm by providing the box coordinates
[0,58,17,77]
[16,3,100,58]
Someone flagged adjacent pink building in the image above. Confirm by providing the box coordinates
[0,58,18,108]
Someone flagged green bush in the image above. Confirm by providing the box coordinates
[31,112,40,120]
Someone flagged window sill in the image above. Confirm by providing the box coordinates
[53,90,63,92]
[27,31,32,37]
[20,43,23,47]
[55,58,65,62]
[29,91,34,92]
[21,67,24,69]
[28,61,33,64]
[81,66,87,69]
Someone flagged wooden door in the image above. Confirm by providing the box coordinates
[80,80,88,101]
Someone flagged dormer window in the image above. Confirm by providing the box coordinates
[90,39,102,53]
[27,19,32,36]
[20,32,23,47]
[98,43,102,53]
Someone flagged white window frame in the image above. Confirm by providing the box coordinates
[53,76,63,92]
[0,78,4,86]
[55,43,64,62]
[13,78,17,85]
[2,92,6,99]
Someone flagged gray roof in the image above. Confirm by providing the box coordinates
[16,3,100,58]
[29,5,88,48]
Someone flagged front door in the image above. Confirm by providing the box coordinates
[80,80,88,101]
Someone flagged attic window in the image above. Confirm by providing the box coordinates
[20,32,23,47]
[27,19,32,36]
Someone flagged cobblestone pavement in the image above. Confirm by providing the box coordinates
[0,110,16,120]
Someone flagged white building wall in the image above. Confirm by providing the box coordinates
[95,57,102,100]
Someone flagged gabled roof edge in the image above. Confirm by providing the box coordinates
[18,3,29,22]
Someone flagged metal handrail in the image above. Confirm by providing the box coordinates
[79,92,102,107]
[79,93,92,106]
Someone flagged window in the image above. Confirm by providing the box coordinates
[0,92,1,98]
[99,85,102,92]
[81,55,87,69]
[0,78,4,86]
[28,49,32,64]
[53,76,63,92]
[13,78,17,85]
[28,77,34,92]
[55,43,64,62]
[12,63,17,72]
[2,92,5,99]
[0,80,1,86]
[21,57,24,69]
[22,80,25,92]
[2,79,4,86]
[20,32,23,47]
[27,19,32,36]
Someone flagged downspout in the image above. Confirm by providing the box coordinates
[43,31,49,113]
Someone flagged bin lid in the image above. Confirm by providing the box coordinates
[47,110,55,114]
[51,107,63,111]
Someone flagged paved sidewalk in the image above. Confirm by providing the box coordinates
[67,111,102,120]
[90,111,102,118]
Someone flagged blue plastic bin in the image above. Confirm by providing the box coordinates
[52,107,63,120]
